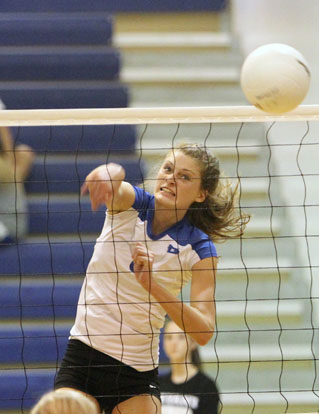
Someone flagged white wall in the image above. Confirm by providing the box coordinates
[231,0,319,101]
[231,0,319,317]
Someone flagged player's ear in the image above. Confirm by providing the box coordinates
[195,189,207,203]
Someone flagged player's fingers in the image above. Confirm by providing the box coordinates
[135,255,152,266]
[132,247,154,263]
[134,243,153,255]
[132,244,144,259]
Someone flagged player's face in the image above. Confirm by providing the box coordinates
[154,151,206,212]
[163,321,195,363]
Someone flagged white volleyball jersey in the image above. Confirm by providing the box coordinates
[70,186,217,371]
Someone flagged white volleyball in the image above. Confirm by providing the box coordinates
[240,43,311,113]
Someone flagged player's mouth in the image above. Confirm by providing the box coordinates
[160,186,175,196]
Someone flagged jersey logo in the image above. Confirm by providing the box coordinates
[129,261,134,273]
[167,244,179,254]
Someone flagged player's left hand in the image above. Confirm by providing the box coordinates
[132,243,154,292]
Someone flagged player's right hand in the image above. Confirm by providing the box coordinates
[81,163,124,211]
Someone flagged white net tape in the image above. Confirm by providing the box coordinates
[0,104,319,126]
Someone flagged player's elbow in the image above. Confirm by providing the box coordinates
[196,328,214,346]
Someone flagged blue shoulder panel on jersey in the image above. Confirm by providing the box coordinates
[132,186,154,221]
[132,186,217,258]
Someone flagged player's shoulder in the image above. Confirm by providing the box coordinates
[186,223,217,258]
[174,218,209,243]
[132,186,153,209]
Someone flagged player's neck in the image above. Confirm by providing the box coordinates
[152,210,186,235]
[170,363,198,384]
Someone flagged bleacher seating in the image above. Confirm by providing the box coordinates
[0,1,229,412]
[0,4,140,411]
[0,371,56,411]
[0,15,113,46]
[11,125,136,153]
[0,84,128,109]
[26,158,143,193]
[0,0,227,13]
[0,280,81,318]
[0,242,93,276]
[0,325,70,364]
[0,49,121,81]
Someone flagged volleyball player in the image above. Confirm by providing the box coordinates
[54,143,249,413]
[160,319,219,414]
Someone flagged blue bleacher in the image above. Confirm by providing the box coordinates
[0,280,81,318]
[0,242,94,276]
[0,16,113,46]
[0,325,70,363]
[0,49,120,81]
[28,200,105,235]
[26,158,144,193]
[0,10,135,407]
[0,1,225,410]
[0,83,129,109]
[0,370,55,410]
[0,0,227,12]
[12,125,136,153]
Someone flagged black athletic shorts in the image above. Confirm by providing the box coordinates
[54,339,161,413]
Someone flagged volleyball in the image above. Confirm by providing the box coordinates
[240,43,311,114]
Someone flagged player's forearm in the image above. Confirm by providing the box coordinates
[150,280,214,346]
[105,164,135,212]
[82,163,135,212]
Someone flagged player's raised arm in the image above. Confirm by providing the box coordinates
[81,163,135,213]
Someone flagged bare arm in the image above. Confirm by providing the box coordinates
[81,163,136,213]
[0,127,14,163]
[133,244,217,345]
[0,128,15,182]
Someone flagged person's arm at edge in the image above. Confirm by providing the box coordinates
[0,127,15,163]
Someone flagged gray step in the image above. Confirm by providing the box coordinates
[201,340,318,366]
[211,323,317,348]
[219,390,319,414]
[215,236,298,264]
[140,138,260,160]
[120,48,242,69]
[129,84,247,107]
[214,258,296,301]
[215,299,304,326]
[135,122,267,144]
[114,31,233,50]
[121,66,239,84]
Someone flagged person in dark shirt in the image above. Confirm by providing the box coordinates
[160,320,220,414]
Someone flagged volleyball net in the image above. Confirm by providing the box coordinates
[0,105,318,414]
